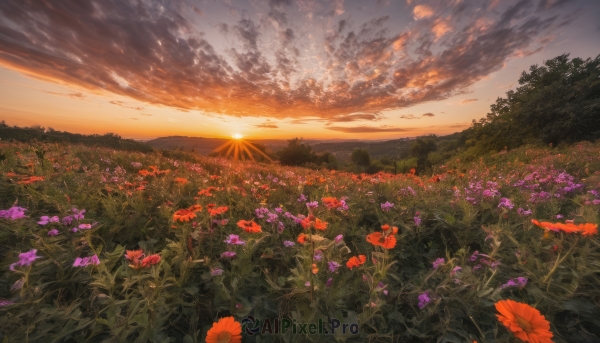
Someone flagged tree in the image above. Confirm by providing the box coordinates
[277,138,316,166]
[464,54,600,154]
[410,135,437,172]
[351,148,371,167]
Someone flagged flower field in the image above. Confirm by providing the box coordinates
[1,141,600,343]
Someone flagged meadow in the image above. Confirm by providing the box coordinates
[1,140,600,343]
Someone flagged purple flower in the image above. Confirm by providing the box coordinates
[501,277,528,289]
[9,249,42,271]
[47,229,59,236]
[305,281,311,287]
[380,202,394,212]
[62,215,74,225]
[224,234,245,245]
[334,234,344,244]
[306,201,319,210]
[313,250,323,261]
[78,223,92,230]
[472,264,482,272]
[450,266,462,276]
[414,216,421,226]
[220,251,237,259]
[516,277,528,288]
[556,214,564,219]
[517,208,532,216]
[418,291,431,309]
[328,261,341,273]
[0,300,15,306]
[326,278,333,287]
[11,278,25,291]
[298,194,307,202]
[0,206,27,220]
[469,251,479,262]
[211,268,224,276]
[275,207,283,214]
[73,254,100,267]
[277,221,285,232]
[72,209,86,220]
[498,198,514,209]
[266,212,279,223]
[38,215,60,225]
[432,258,445,269]
[255,207,270,219]
[283,240,295,248]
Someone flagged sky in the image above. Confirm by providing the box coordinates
[0,0,599,140]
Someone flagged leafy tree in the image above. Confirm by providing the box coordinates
[410,135,437,172]
[466,54,600,153]
[277,138,317,166]
[351,148,371,167]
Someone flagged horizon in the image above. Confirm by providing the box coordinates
[1,0,599,140]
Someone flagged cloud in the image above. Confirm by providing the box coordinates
[460,99,478,104]
[255,123,279,128]
[400,114,419,119]
[413,5,434,20]
[42,90,86,99]
[326,126,410,133]
[401,112,434,119]
[109,101,143,111]
[0,0,572,121]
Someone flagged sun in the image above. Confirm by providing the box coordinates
[232,133,243,139]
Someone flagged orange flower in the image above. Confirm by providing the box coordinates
[532,219,598,236]
[205,316,242,343]
[174,177,188,184]
[311,263,319,274]
[297,233,307,245]
[125,250,144,269]
[17,176,44,185]
[173,209,196,222]
[366,232,397,249]
[301,216,328,230]
[579,223,598,236]
[141,254,161,268]
[189,204,203,212]
[322,197,342,209]
[209,206,228,216]
[381,224,390,231]
[237,220,262,233]
[346,255,366,269]
[495,299,553,343]
[125,250,144,261]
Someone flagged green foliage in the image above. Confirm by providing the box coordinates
[410,135,438,172]
[464,53,600,154]
[351,148,371,167]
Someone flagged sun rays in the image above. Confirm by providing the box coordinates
[211,138,272,162]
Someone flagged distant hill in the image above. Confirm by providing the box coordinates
[144,136,358,156]
[311,133,462,162]
[0,122,153,153]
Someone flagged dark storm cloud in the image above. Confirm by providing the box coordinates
[0,0,577,120]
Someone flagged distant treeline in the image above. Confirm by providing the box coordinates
[0,122,153,153]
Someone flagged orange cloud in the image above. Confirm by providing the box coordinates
[413,5,434,20]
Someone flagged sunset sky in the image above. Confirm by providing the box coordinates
[0,0,599,140]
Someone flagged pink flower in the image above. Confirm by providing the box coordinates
[9,249,41,271]
[47,229,59,236]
